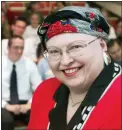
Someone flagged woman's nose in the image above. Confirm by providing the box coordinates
[60,52,74,66]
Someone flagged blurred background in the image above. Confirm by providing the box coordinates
[2,1,121,26]
[2,1,121,41]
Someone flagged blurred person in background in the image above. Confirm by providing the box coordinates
[2,17,27,56]
[23,12,40,39]
[2,16,40,62]
[1,9,11,40]
[51,1,67,14]
[115,19,122,42]
[28,1,40,12]
[36,43,54,81]
[1,1,16,25]
[101,9,117,39]
[117,38,122,50]
[56,1,67,10]
[11,17,27,37]
[21,1,44,25]
[107,39,122,66]
[2,36,42,130]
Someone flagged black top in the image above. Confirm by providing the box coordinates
[48,61,120,130]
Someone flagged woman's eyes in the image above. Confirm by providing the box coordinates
[72,45,82,49]
[47,43,86,54]
[69,44,84,51]
[48,50,60,54]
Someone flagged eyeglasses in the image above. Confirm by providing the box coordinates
[43,37,100,61]
[11,46,24,50]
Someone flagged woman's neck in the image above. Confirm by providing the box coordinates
[69,89,88,105]
[66,89,88,124]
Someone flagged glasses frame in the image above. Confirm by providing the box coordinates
[43,37,100,61]
[11,46,24,50]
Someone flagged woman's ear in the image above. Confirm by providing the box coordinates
[100,39,107,52]
[103,51,111,65]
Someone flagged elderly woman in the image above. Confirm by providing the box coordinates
[28,6,121,130]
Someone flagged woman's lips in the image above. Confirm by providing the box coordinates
[62,67,82,77]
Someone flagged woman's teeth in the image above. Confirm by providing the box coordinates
[64,68,79,74]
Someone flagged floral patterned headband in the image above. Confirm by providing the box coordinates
[38,6,110,49]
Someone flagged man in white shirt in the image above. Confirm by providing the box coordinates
[2,16,40,62]
[2,36,42,130]
[107,39,122,66]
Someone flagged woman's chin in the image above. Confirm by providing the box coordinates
[55,70,86,88]
[63,77,85,89]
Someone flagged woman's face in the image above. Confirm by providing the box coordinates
[46,33,106,91]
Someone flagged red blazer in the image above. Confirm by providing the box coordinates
[28,74,121,130]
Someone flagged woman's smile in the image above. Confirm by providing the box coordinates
[62,66,83,77]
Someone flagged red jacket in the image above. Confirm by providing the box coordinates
[28,73,121,130]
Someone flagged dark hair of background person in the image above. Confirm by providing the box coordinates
[107,39,120,48]
[117,38,122,47]
[8,35,24,47]
[56,1,67,6]
[12,16,27,25]
[36,42,44,59]
[50,1,68,14]
[116,18,122,27]
[27,1,39,11]
[116,18,122,41]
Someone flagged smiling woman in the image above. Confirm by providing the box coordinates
[45,33,104,92]
[28,6,121,130]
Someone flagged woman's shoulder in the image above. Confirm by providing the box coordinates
[40,77,61,88]
[33,78,61,98]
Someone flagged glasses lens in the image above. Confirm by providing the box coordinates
[44,48,61,61]
[45,37,99,61]
[68,41,87,57]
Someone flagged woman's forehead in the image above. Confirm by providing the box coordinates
[46,33,96,47]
